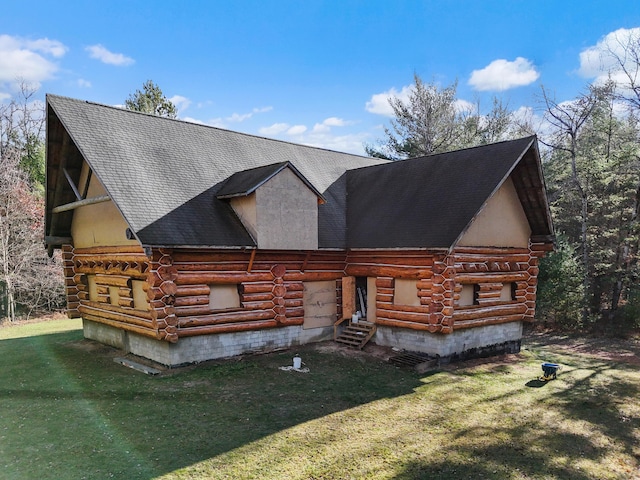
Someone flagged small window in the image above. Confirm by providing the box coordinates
[209,284,241,310]
[394,278,420,306]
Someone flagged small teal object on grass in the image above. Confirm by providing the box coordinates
[540,362,560,381]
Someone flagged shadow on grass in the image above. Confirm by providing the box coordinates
[525,378,550,388]
[396,357,639,480]
[0,330,424,480]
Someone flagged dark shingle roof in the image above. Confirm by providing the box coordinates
[346,136,549,248]
[46,95,553,251]
[46,95,386,248]
[217,161,325,202]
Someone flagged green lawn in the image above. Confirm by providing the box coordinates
[0,319,638,479]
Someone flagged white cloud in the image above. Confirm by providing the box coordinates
[182,116,207,125]
[578,27,640,88]
[0,92,11,101]
[259,123,290,135]
[169,95,191,113]
[365,85,412,116]
[287,125,307,135]
[323,116,349,127]
[469,57,540,91]
[454,98,475,114]
[312,123,330,133]
[85,44,134,66]
[227,112,252,122]
[201,106,274,128]
[26,38,67,57]
[227,106,273,123]
[312,116,353,133]
[77,78,91,88]
[289,131,371,155]
[0,34,66,87]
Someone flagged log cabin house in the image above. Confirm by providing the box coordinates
[45,95,554,366]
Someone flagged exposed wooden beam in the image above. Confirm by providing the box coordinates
[52,194,111,213]
[63,167,82,201]
[246,249,257,273]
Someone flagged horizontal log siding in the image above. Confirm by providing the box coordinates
[66,245,168,340]
[168,249,345,338]
[69,244,549,343]
[451,245,540,330]
[62,245,80,318]
[346,251,448,333]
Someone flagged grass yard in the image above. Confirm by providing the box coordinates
[0,319,638,479]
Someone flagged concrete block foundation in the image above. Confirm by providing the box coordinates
[82,319,333,367]
[373,321,523,359]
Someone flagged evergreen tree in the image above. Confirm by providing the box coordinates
[125,80,177,118]
[366,74,517,159]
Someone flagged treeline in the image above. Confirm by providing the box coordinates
[369,36,640,331]
[0,84,65,321]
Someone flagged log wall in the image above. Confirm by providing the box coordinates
[451,245,540,330]
[64,243,550,344]
[345,251,449,333]
[64,245,166,340]
[64,249,347,342]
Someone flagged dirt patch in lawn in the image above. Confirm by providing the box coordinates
[524,330,640,367]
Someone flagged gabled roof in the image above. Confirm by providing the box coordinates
[346,136,554,249]
[46,95,553,252]
[45,95,386,249]
[216,161,326,203]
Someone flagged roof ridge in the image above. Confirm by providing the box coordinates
[407,135,537,161]
[46,94,377,160]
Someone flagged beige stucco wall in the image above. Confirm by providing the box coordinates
[230,195,258,241]
[254,168,318,250]
[457,177,531,248]
[71,165,139,248]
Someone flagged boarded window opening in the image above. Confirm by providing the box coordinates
[303,280,337,329]
[459,284,480,306]
[500,282,516,301]
[87,275,98,302]
[209,284,241,310]
[394,278,420,306]
[132,280,149,310]
[108,286,120,306]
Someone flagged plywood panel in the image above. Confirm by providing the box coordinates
[209,284,241,309]
[303,280,337,329]
[394,278,421,306]
[341,276,356,320]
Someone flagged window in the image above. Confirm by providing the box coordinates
[209,284,241,310]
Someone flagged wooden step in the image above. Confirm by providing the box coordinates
[334,319,377,349]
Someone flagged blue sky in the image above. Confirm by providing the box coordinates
[1,0,639,154]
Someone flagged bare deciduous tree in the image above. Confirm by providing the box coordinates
[0,83,64,321]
